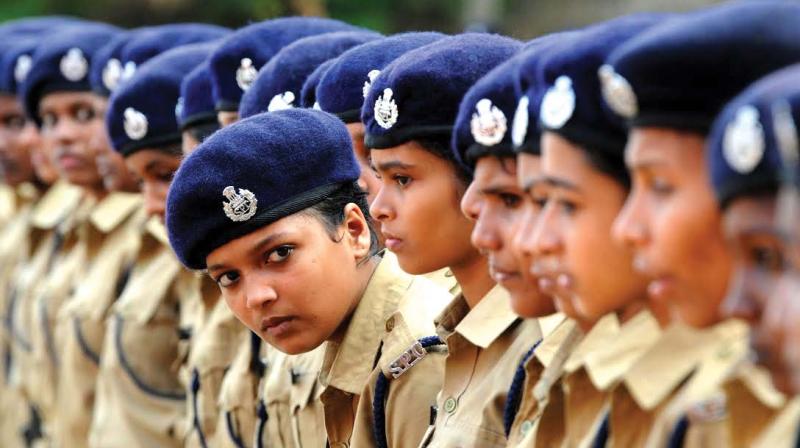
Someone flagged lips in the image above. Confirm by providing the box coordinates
[381,229,404,251]
[260,316,295,338]
[58,153,86,170]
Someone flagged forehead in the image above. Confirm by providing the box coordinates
[473,156,517,185]
[39,91,96,112]
[540,132,591,180]
[626,127,706,168]
[369,141,438,167]
[722,195,779,237]
[125,148,181,171]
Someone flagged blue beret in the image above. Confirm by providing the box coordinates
[510,30,584,155]
[362,33,522,150]
[537,14,667,169]
[314,32,446,123]
[106,42,214,156]
[0,37,40,95]
[602,1,800,134]
[118,24,229,83]
[20,23,122,123]
[208,17,365,112]
[165,109,360,269]
[299,58,336,109]
[90,31,136,96]
[239,31,381,119]
[708,63,800,208]
[179,61,216,130]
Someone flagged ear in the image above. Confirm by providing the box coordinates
[342,203,372,260]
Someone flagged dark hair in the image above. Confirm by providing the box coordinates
[304,181,381,257]
[186,121,220,145]
[583,149,631,189]
[415,137,473,185]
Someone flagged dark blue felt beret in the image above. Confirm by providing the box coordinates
[179,61,217,130]
[238,31,381,119]
[208,17,365,113]
[165,108,360,269]
[106,42,214,156]
[117,24,229,85]
[299,58,336,109]
[362,33,522,150]
[314,32,446,123]
[90,31,136,97]
[602,1,800,134]
[536,14,668,181]
[0,37,40,95]
[20,22,122,123]
[708,63,800,208]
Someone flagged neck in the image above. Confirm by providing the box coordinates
[616,298,647,325]
[83,183,108,201]
[450,251,495,309]
[328,254,381,344]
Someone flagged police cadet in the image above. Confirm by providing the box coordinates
[705,63,800,447]
[90,42,213,447]
[15,22,121,444]
[179,62,221,154]
[360,33,537,447]
[450,35,571,446]
[598,2,800,445]
[165,108,453,448]
[237,29,380,448]
[208,17,363,127]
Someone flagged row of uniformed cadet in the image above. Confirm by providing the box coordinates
[1,1,800,447]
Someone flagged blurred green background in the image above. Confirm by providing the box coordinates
[0,0,722,39]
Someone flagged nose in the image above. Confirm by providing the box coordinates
[720,264,761,323]
[244,274,278,309]
[513,204,539,260]
[531,204,562,257]
[369,184,394,223]
[142,182,166,219]
[460,182,480,221]
[612,190,649,250]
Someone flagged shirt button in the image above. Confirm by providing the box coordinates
[385,317,395,332]
[520,420,534,436]
[444,397,457,414]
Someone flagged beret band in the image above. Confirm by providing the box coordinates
[365,124,454,150]
[464,143,515,165]
[334,109,361,124]
[119,132,183,157]
[195,181,342,270]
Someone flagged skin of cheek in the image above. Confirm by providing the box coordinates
[125,149,182,220]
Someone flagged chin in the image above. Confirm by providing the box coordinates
[509,290,554,319]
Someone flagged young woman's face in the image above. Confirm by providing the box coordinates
[39,92,106,191]
[369,141,479,275]
[528,133,647,322]
[90,96,138,193]
[0,95,36,186]
[462,156,554,317]
[764,271,800,395]
[346,122,382,207]
[217,111,238,128]
[613,128,732,328]
[722,195,798,394]
[206,205,371,354]
[182,130,202,155]
[125,148,182,220]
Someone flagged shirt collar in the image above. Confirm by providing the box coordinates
[321,252,410,395]
[564,313,620,373]
[89,192,143,234]
[454,284,520,349]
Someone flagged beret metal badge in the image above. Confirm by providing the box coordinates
[268,91,296,112]
[362,69,381,99]
[175,97,184,123]
[123,107,148,140]
[598,64,638,119]
[14,54,32,83]
[236,57,257,92]
[222,186,257,222]
[540,76,575,129]
[374,88,398,129]
[121,61,137,82]
[471,98,507,146]
[102,58,123,91]
[511,95,530,148]
[60,48,89,82]
[723,105,765,174]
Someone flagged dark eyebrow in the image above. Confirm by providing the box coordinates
[374,159,415,172]
[521,176,548,194]
[541,175,581,193]
[206,231,290,274]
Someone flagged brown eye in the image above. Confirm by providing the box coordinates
[266,245,294,264]
[216,271,240,288]
[75,106,95,122]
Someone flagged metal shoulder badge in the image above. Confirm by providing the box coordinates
[222,186,257,222]
[123,108,148,140]
[540,75,575,129]
[374,87,398,129]
[60,48,89,82]
[388,340,428,378]
[723,105,765,174]
[598,64,638,119]
[236,57,257,92]
[268,91,295,112]
[471,98,507,146]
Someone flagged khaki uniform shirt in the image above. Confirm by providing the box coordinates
[214,331,264,448]
[419,285,543,448]
[320,252,452,448]
[752,396,800,448]
[723,361,785,447]
[89,218,191,448]
[607,320,748,447]
[52,193,144,448]
[184,279,249,448]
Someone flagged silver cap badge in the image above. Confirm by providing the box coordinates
[175,97,184,123]
[374,88,398,129]
[123,107,148,141]
[102,58,123,91]
[723,105,765,174]
[14,54,32,83]
[121,61,137,82]
[470,98,507,146]
[511,95,530,148]
[598,64,638,119]
[540,76,575,129]
[222,186,257,222]
[362,69,381,99]
[236,57,257,92]
[267,91,295,112]
[60,48,88,82]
